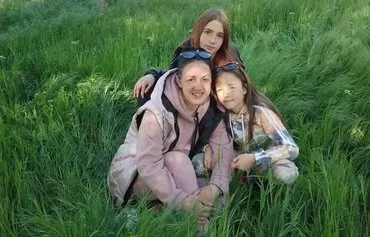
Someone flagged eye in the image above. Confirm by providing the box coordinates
[230,86,236,89]
[203,29,211,35]
[216,88,222,93]
[203,77,210,82]
[186,78,194,82]
[217,34,224,39]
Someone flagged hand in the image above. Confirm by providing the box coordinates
[133,74,155,99]
[196,184,221,203]
[231,153,256,171]
[203,145,212,170]
[181,194,213,225]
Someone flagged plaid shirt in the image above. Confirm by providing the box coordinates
[229,106,299,168]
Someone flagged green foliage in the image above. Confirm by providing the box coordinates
[0,0,369,236]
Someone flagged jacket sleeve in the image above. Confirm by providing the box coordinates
[143,68,166,82]
[252,107,299,166]
[136,110,190,205]
[207,118,234,196]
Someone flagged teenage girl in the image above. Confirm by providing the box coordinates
[133,9,245,104]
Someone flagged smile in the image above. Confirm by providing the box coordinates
[192,92,204,97]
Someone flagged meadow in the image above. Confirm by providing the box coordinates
[0,0,369,236]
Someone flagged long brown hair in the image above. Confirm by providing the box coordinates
[214,65,285,141]
[188,9,239,67]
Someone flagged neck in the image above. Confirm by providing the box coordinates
[232,104,247,115]
[186,103,199,115]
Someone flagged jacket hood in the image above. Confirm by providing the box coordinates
[151,69,210,122]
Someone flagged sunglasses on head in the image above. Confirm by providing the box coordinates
[212,62,241,74]
[179,50,212,60]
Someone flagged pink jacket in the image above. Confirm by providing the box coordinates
[108,69,233,206]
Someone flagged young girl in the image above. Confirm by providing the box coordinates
[134,8,245,104]
[205,62,299,184]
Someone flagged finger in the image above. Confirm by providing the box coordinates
[201,200,213,208]
[197,217,208,225]
[138,87,143,98]
[133,85,138,97]
[198,205,212,216]
[140,86,147,99]
[231,162,239,169]
[144,84,151,93]
[198,201,213,211]
[197,210,211,219]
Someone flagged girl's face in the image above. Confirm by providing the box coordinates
[178,61,212,111]
[200,20,224,54]
[215,72,246,114]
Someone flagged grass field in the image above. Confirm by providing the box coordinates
[0,0,369,236]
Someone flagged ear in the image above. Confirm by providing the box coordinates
[176,74,182,88]
[243,83,247,95]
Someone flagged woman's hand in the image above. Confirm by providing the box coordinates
[196,184,221,203]
[231,153,256,171]
[181,194,213,225]
[133,74,155,98]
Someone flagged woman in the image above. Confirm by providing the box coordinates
[134,8,245,104]
[108,49,234,224]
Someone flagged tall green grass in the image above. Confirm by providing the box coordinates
[1,0,369,236]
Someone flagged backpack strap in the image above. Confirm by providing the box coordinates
[135,94,179,152]
[161,93,179,151]
[189,96,225,158]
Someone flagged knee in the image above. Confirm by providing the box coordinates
[163,151,193,169]
[272,160,299,184]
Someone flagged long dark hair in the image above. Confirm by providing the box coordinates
[213,65,284,141]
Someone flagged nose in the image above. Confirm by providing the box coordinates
[209,33,217,44]
[193,80,204,90]
[223,88,231,97]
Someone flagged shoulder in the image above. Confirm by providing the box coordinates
[138,107,175,134]
[253,105,276,117]
[253,105,285,128]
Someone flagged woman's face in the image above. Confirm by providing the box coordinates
[177,61,212,110]
[199,20,224,54]
[215,72,246,114]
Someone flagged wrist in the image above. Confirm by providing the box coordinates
[144,68,159,79]
[147,74,155,80]
[209,184,222,196]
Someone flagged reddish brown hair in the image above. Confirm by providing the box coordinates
[189,9,239,67]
